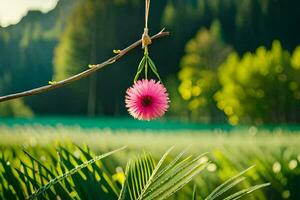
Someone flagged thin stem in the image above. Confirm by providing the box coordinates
[144,46,149,56]
[145,58,148,80]
[144,46,149,79]
[0,29,169,102]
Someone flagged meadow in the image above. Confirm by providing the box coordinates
[0,125,299,199]
[1,0,300,199]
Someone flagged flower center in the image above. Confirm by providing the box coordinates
[142,95,153,107]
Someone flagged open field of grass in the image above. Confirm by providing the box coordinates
[0,125,300,199]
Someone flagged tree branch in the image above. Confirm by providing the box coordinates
[0,29,169,103]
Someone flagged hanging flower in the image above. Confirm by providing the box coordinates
[125,79,169,120]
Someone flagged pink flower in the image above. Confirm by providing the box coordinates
[125,79,169,120]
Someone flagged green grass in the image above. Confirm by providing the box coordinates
[0,125,299,199]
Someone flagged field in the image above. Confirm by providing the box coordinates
[0,125,299,199]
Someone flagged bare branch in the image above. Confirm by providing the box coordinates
[0,30,169,102]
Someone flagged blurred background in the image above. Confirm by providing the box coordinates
[1,0,300,199]
[1,0,300,126]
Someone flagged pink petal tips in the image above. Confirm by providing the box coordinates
[125,79,169,120]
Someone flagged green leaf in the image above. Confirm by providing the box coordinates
[134,56,146,82]
[22,149,54,177]
[208,177,246,200]
[223,183,271,200]
[205,166,255,200]
[0,156,26,199]
[28,146,126,200]
[143,157,209,200]
[127,153,156,200]
[147,57,161,82]
[121,147,209,200]
[205,166,270,200]
[118,160,131,200]
[75,144,120,197]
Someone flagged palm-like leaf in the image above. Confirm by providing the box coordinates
[28,146,126,199]
[119,147,209,200]
[0,145,271,200]
[204,166,270,200]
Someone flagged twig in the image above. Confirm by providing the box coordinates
[0,29,169,102]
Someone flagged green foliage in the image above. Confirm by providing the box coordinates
[28,146,126,199]
[54,0,115,80]
[176,21,232,122]
[212,146,300,200]
[120,147,210,200]
[215,41,300,125]
[204,166,270,200]
[0,99,34,118]
[0,0,78,115]
[1,126,299,199]
[2,0,300,118]
[0,140,269,200]
[165,75,189,120]
[0,145,122,199]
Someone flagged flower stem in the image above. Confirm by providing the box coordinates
[145,58,148,79]
[144,46,149,56]
[144,46,149,79]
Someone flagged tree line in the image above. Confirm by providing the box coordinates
[1,0,300,124]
